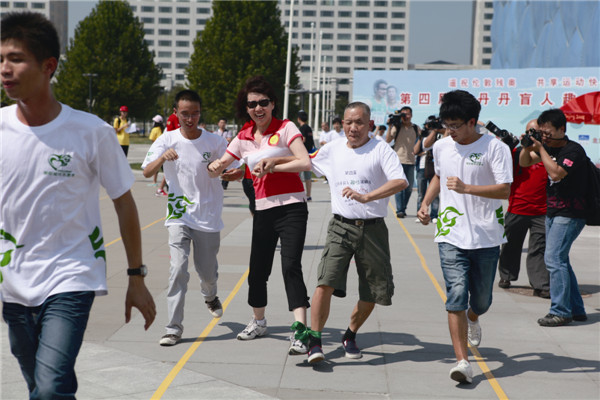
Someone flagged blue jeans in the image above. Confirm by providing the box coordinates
[3,291,95,400]
[438,243,499,315]
[394,163,415,215]
[416,168,439,218]
[545,216,586,318]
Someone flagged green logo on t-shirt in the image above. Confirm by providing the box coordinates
[467,153,483,166]
[88,227,106,261]
[167,193,194,220]
[0,229,25,283]
[45,154,75,177]
[202,152,211,162]
[496,205,506,237]
[435,206,464,238]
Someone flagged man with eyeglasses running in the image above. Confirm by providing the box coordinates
[143,89,236,346]
[519,108,590,327]
[418,90,512,384]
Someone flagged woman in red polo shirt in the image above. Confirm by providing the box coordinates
[208,76,311,355]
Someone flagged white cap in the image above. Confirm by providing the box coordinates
[152,115,163,123]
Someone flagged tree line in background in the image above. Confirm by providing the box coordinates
[44,0,302,126]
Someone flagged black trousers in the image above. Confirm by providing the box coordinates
[248,202,310,311]
[498,212,549,290]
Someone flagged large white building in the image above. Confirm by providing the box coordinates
[0,0,68,54]
[129,0,411,97]
[470,0,493,68]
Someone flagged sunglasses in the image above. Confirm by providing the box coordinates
[247,99,271,109]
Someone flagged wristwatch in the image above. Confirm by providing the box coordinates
[127,264,148,277]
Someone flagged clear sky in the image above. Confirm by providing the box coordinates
[68,0,473,66]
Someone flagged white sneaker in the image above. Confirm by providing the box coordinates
[414,218,420,223]
[288,335,308,355]
[431,218,438,224]
[159,334,181,346]
[449,359,473,384]
[237,318,267,340]
[467,318,482,347]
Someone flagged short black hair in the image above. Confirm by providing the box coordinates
[174,90,202,108]
[1,12,60,73]
[297,110,308,122]
[439,90,481,123]
[400,106,412,114]
[332,117,342,125]
[537,108,567,132]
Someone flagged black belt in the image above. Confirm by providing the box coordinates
[333,214,383,226]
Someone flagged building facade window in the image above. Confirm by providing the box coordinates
[338,22,351,29]
[391,12,406,18]
[321,10,334,17]
[158,18,171,24]
[176,30,190,36]
[338,33,351,40]
[356,22,369,29]
[177,18,190,24]
[374,23,387,29]
[337,44,351,51]
[338,10,351,17]
[176,7,190,13]
[356,11,370,18]
[141,6,154,12]
[158,40,172,47]
[303,10,316,17]
[372,56,386,63]
[31,2,45,9]
[196,7,210,13]
[374,1,388,5]
[321,21,333,28]
[373,45,387,52]
[391,34,405,41]
[373,34,387,41]
[158,29,172,35]
[391,23,405,29]
[391,45,404,52]
[355,45,368,51]
[337,67,350,73]
[158,6,171,12]
[354,56,368,63]
[390,57,404,63]
[337,56,350,62]
[142,17,154,23]
[176,41,189,47]
[158,51,172,58]
[355,34,369,40]
[374,12,387,18]
[176,52,190,58]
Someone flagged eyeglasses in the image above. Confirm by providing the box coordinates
[247,99,271,109]
[178,112,201,120]
[441,121,466,131]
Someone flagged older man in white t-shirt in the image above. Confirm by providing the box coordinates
[255,102,408,364]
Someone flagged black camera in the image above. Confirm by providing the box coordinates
[520,128,542,148]
[485,121,519,150]
[388,111,407,128]
[423,115,443,131]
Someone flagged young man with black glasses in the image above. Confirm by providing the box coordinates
[418,90,512,384]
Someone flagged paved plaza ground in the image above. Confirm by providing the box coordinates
[1,144,599,399]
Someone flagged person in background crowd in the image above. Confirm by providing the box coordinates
[520,108,589,327]
[114,105,131,156]
[297,110,315,201]
[148,114,165,186]
[386,106,420,218]
[498,119,550,298]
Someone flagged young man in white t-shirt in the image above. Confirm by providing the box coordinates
[0,12,156,398]
[143,90,230,346]
[254,102,407,364]
[418,90,512,384]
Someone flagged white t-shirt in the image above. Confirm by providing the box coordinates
[319,130,330,143]
[433,134,513,249]
[0,104,134,306]
[311,138,406,219]
[327,129,346,143]
[142,129,227,232]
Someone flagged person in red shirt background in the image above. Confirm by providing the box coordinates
[497,119,550,298]
[154,108,181,196]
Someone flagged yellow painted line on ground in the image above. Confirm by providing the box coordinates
[104,217,166,247]
[389,203,508,399]
[151,269,250,400]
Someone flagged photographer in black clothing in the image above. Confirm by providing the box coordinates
[520,108,589,327]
